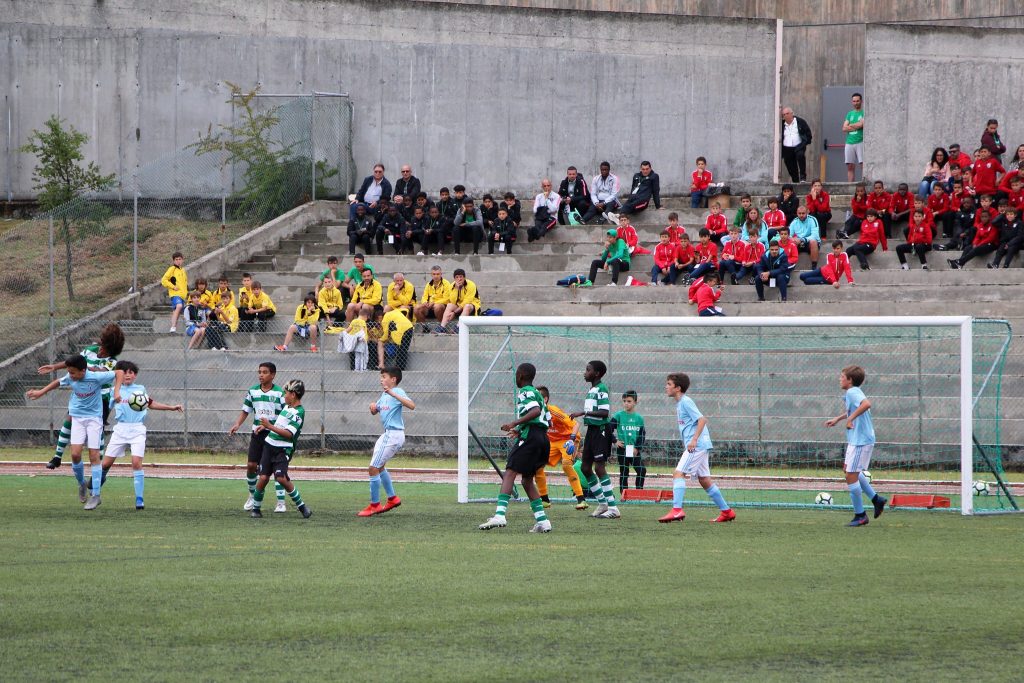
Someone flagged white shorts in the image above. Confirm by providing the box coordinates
[106,423,147,459]
[70,416,103,449]
[844,143,863,164]
[370,430,405,469]
[675,448,710,478]
[844,443,874,473]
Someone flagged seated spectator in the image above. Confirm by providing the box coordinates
[670,233,696,285]
[396,193,416,223]
[210,291,237,345]
[651,231,675,286]
[316,256,343,297]
[775,226,799,271]
[777,184,798,224]
[238,280,276,332]
[480,194,499,235]
[937,195,976,251]
[838,183,868,238]
[581,161,621,224]
[789,205,821,269]
[695,272,725,316]
[618,161,661,217]
[437,268,480,333]
[1007,144,1024,173]
[1006,176,1023,211]
[184,290,218,350]
[378,308,415,370]
[704,201,729,243]
[414,191,434,216]
[800,240,855,288]
[948,143,973,173]
[689,228,719,282]
[587,229,631,286]
[342,254,374,300]
[918,147,950,197]
[763,197,787,235]
[897,209,934,271]
[740,225,766,284]
[717,226,748,285]
[421,205,447,257]
[501,191,523,229]
[740,207,769,245]
[348,204,375,256]
[847,208,887,270]
[317,276,344,328]
[755,241,790,303]
[452,184,473,205]
[995,168,1021,206]
[237,273,254,313]
[406,205,428,256]
[384,272,415,316]
[414,266,452,330]
[890,182,913,236]
[350,163,391,220]
[948,208,998,270]
[557,166,591,224]
[806,179,832,237]
[989,205,1023,268]
[488,206,517,254]
[275,294,320,352]
[690,156,712,209]
[345,268,382,323]
[732,193,753,229]
[394,165,421,202]
[339,304,370,372]
[962,168,977,197]
[375,203,409,255]
[452,198,484,255]
[928,183,954,240]
[616,214,639,255]
[436,187,460,231]
[867,180,893,237]
[664,212,686,244]
[195,278,214,310]
[529,179,560,242]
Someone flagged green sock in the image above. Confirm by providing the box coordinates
[495,493,511,517]
[530,498,548,522]
[587,474,606,503]
[275,482,286,501]
[600,475,617,507]
[246,474,257,494]
[252,488,265,510]
[288,487,304,508]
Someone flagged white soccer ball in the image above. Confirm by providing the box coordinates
[862,470,872,481]
[127,390,150,412]
[972,480,990,496]
[815,492,834,505]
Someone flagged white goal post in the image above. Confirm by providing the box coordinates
[457,316,981,514]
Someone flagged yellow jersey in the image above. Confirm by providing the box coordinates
[386,281,416,310]
[347,317,368,339]
[450,279,481,310]
[352,279,383,306]
[293,303,321,326]
[317,286,343,312]
[246,291,276,313]
[420,278,452,304]
[161,265,188,299]
[381,309,414,346]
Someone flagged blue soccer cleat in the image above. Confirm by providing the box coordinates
[847,515,869,527]
[135,497,145,510]
[872,496,887,519]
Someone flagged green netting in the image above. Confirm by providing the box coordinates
[464,319,1016,514]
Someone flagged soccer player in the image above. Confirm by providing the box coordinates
[106,361,183,509]
[228,362,288,513]
[658,373,736,524]
[569,360,621,519]
[479,362,552,533]
[38,322,124,469]
[534,386,587,509]
[611,390,647,493]
[825,365,886,527]
[358,366,416,517]
[26,355,123,510]
[250,379,312,519]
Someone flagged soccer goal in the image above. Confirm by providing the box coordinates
[457,316,1018,515]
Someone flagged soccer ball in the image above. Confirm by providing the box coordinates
[127,391,150,412]
[815,492,834,505]
[861,470,872,481]
[973,481,990,496]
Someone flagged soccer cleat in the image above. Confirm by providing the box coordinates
[84,495,101,510]
[78,481,88,503]
[135,497,145,510]
[250,509,263,518]
[298,503,312,519]
[46,457,61,469]
[357,502,384,517]
[274,500,287,513]
[711,509,737,523]
[529,520,552,533]
[658,508,687,523]
[478,515,507,530]
[597,506,621,519]
[872,495,887,519]
[243,495,255,511]
[542,500,551,509]
[574,500,589,510]
[847,514,869,527]
[590,502,609,517]
[381,496,402,512]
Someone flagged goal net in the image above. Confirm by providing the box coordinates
[457,316,1017,515]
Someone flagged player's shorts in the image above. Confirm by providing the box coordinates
[370,429,405,469]
[186,323,200,336]
[506,427,549,475]
[259,443,292,478]
[844,443,874,473]
[844,142,863,164]
[675,448,711,478]
[69,416,103,449]
[247,430,269,463]
[170,296,185,308]
[106,422,147,459]
[581,424,611,463]
[296,324,310,338]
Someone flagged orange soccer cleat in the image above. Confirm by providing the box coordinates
[658,508,686,523]
[710,509,736,523]
[357,502,384,517]
[381,496,402,512]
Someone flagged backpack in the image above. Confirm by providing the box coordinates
[481,308,503,316]
[556,274,589,286]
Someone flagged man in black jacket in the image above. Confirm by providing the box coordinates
[347,203,375,256]
[780,107,813,183]
[618,161,661,218]
[351,163,392,220]
[394,165,421,202]
[557,166,591,224]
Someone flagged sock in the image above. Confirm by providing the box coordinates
[587,474,606,503]
[495,492,511,517]
[848,482,865,514]
[706,484,729,511]
[246,474,257,495]
[90,464,102,496]
[288,487,304,508]
[858,473,877,500]
[99,430,106,457]
[133,470,144,500]
[369,474,382,504]
[55,420,72,459]
[600,475,617,507]
[275,482,286,501]
[71,461,85,485]
[379,470,396,498]
[101,465,110,486]
[673,478,686,508]
[252,488,265,510]
[530,497,548,522]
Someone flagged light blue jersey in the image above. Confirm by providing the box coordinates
[676,395,712,451]
[59,370,116,419]
[115,383,149,424]
[376,388,409,431]
[844,386,875,445]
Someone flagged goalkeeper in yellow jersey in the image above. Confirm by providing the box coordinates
[535,386,588,510]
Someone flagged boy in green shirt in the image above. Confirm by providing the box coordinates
[586,230,631,286]
[569,360,621,518]
[611,390,647,493]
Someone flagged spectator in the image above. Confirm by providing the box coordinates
[989,205,1022,268]
[755,241,790,303]
[980,119,1007,162]
[393,165,421,202]
[806,179,833,237]
[414,266,452,329]
[501,191,523,229]
[557,166,591,224]
[488,205,517,254]
[972,147,1005,198]
[689,228,719,282]
[764,197,787,236]
[619,161,661,217]
[918,147,951,198]
[909,196,936,241]
[237,273,254,312]
[1003,175,1024,211]
[651,231,675,286]
[184,291,214,350]
[995,167,1021,205]
[738,226,765,285]
[275,295,320,353]
[347,204,374,256]
[529,179,560,242]
[421,205,447,257]
[378,308,415,370]
[345,268,383,323]
[342,254,374,299]
[896,209,934,271]
[413,191,434,215]
[452,184,473,205]
[384,273,415,316]
[948,143,973,172]
[1008,144,1024,173]
[780,107,813,183]
[437,268,480,333]
[740,207,769,246]
[452,198,484,255]
[587,229,631,286]
[211,277,239,335]
[948,209,998,269]
[582,161,621,224]
[670,233,696,285]
[396,193,415,223]
[616,214,639,255]
[717,226,747,285]
[317,276,344,329]
[316,255,343,298]
[351,163,391,220]
[890,182,914,237]
[775,226,799,271]
[927,183,954,241]
[789,205,821,269]
[843,92,865,182]
[838,183,868,239]
[937,195,976,251]
[733,193,753,229]
[664,212,686,244]
[160,251,187,333]
[375,203,409,255]
[340,305,371,372]
[436,187,460,231]
[800,240,855,288]
[705,201,729,244]
[695,272,725,316]
[690,156,713,208]
[238,280,276,332]
[406,205,428,256]
[194,277,214,310]
[778,184,798,225]
[847,208,887,270]
[480,194,499,235]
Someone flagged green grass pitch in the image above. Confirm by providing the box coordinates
[2,476,1023,682]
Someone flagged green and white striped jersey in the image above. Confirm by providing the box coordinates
[80,344,117,398]
[515,384,549,437]
[583,382,611,427]
[242,384,285,432]
[264,404,305,455]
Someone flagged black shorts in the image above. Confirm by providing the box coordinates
[247,430,269,463]
[505,427,549,475]
[258,443,292,478]
[582,424,612,462]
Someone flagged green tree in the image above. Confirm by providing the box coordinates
[19,116,115,300]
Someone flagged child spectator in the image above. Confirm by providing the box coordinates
[339,304,371,371]
[962,167,977,196]
[670,233,696,285]
[375,203,409,255]
[928,183,954,240]
[275,294,320,352]
[587,229,631,287]
[866,180,893,237]
[739,226,766,285]
[616,214,639,255]
[806,179,832,237]
[436,187,460,230]
[211,278,239,338]
[185,290,223,350]
[378,308,415,370]
[778,184,798,224]
[732,194,753,229]
[896,209,934,271]
[938,194,976,251]
[316,255,343,297]
[847,208,888,270]
[789,205,821,269]
[453,198,485,254]
[755,240,791,302]
[972,147,1005,197]
[838,183,868,238]
[800,240,855,287]
[195,277,214,310]
[890,182,914,236]
[1006,176,1024,211]
[488,206,517,254]
[160,251,187,333]
[774,226,799,272]
[422,205,447,256]
[502,191,523,229]
[611,390,646,492]
[687,275,706,306]
[989,205,1023,268]
[480,193,499,233]
[347,203,374,256]
[345,268,383,323]
[437,268,481,333]
[651,231,675,286]
[763,196,787,234]
[695,272,725,316]
[406,205,427,255]
[342,254,375,299]
[238,280,276,332]
[690,156,712,208]
[705,201,729,243]
[743,207,770,245]
[689,228,719,282]
[717,226,748,285]
[665,212,686,244]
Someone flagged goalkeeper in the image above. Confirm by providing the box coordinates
[534,386,588,510]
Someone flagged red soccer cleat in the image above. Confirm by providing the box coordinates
[357,502,384,517]
[658,508,686,523]
[381,496,402,512]
[710,509,736,523]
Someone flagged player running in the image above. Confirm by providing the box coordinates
[228,362,288,512]
[358,366,416,517]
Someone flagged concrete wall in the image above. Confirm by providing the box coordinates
[2,0,777,200]
[864,24,1024,185]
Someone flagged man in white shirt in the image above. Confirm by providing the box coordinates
[581,161,621,225]
[528,179,561,242]
[780,107,812,183]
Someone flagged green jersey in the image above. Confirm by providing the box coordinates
[515,384,549,437]
[346,264,375,282]
[845,109,864,144]
[583,382,611,427]
[264,404,305,455]
[242,383,285,433]
[611,410,645,446]
[80,344,117,398]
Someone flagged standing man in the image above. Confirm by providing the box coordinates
[619,161,661,218]
[351,163,392,220]
[843,93,865,182]
[394,164,421,202]
[780,107,813,183]
[582,161,621,225]
[557,166,591,224]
